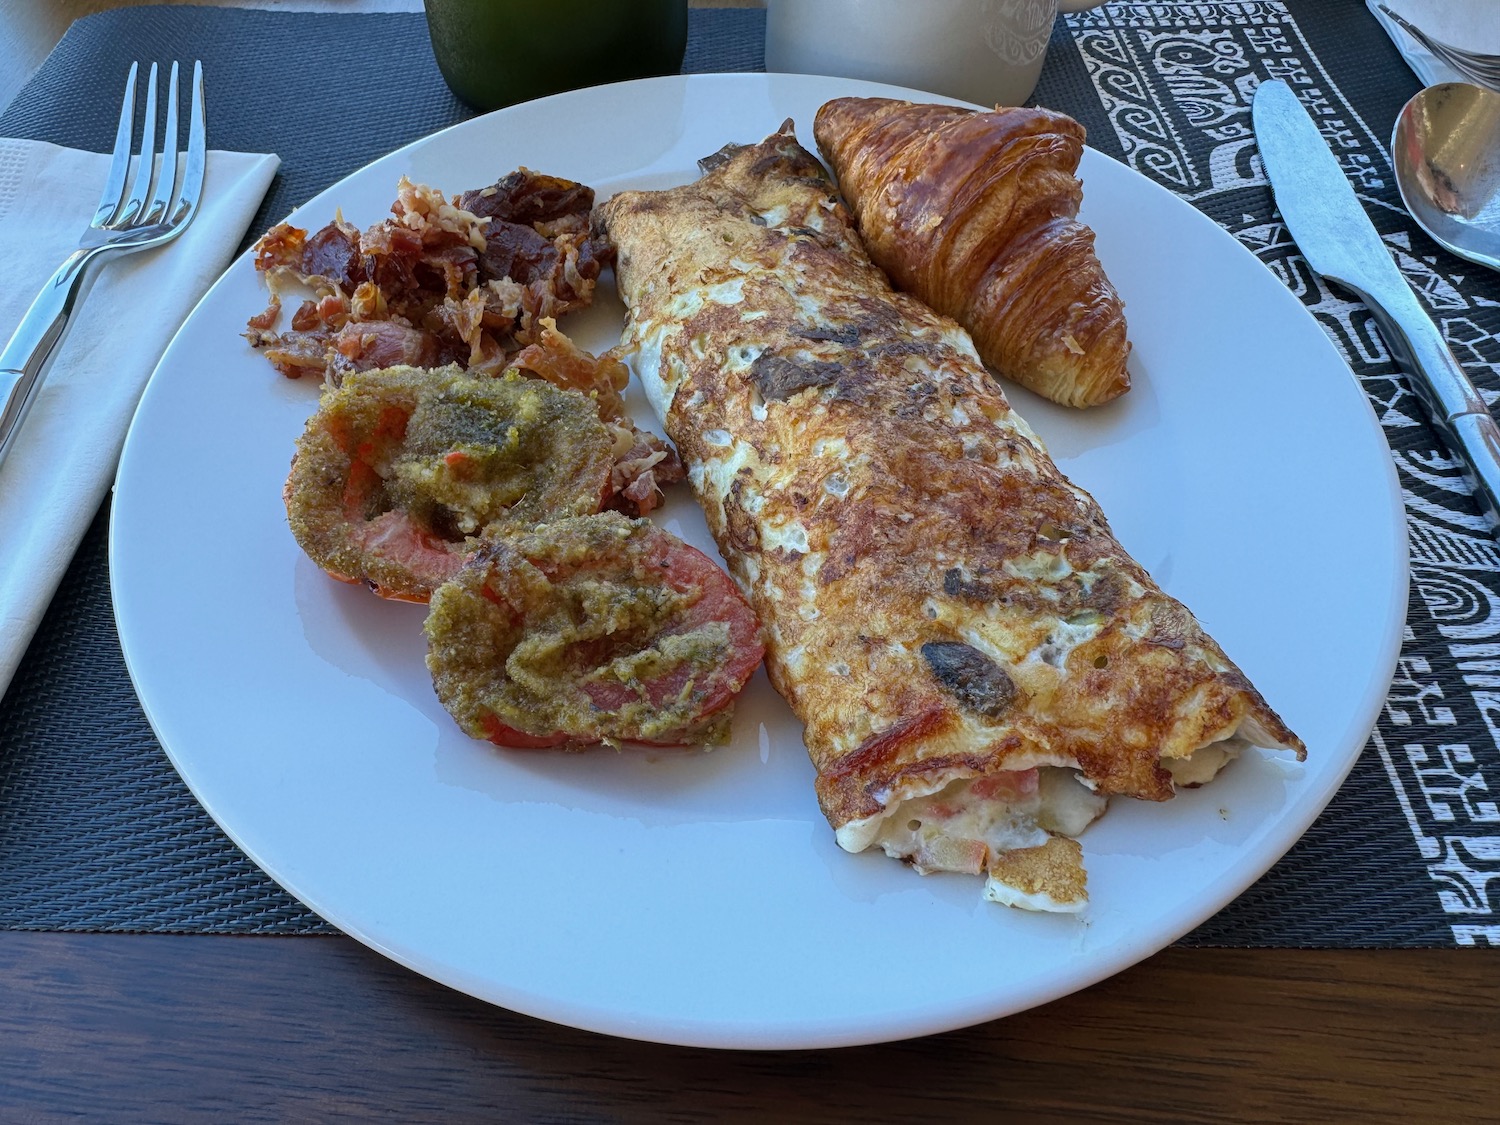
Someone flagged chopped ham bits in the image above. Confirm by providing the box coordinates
[247,168,682,518]
[244,170,608,386]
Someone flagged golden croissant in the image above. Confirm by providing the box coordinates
[814,97,1130,409]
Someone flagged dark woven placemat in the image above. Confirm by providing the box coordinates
[1,2,1496,947]
[0,5,764,937]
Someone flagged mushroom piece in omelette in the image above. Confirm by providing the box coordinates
[594,123,1304,912]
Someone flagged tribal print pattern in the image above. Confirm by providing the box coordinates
[1068,1,1500,946]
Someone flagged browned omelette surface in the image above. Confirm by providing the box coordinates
[595,124,1303,909]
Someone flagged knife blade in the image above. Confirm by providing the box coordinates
[1252,77,1500,531]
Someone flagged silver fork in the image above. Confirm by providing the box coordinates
[1378,4,1500,91]
[0,61,206,469]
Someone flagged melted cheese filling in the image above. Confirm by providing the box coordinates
[1163,736,1248,786]
[835,767,1107,900]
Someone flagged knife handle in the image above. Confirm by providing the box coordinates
[1448,413,1500,530]
[1359,280,1500,529]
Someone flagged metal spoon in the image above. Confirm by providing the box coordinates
[1392,82,1500,274]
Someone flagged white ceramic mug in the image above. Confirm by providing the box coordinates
[765,0,1109,108]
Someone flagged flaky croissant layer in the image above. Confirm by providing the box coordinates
[814,97,1131,409]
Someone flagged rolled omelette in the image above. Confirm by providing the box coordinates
[594,124,1304,911]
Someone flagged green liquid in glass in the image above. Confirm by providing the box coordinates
[424,0,690,112]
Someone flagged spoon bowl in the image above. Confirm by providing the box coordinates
[1392,82,1500,274]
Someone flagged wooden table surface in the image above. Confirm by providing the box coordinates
[2,932,1495,1121]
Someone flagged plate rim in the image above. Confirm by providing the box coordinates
[108,71,1410,1050]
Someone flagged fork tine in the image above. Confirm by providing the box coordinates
[118,62,159,227]
[143,62,181,226]
[1433,46,1500,91]
[1379,4,1500,90]
[1457,53,1500,78]
[91,62,138,227]
[171,61,207,226]
[1380,4,1442,53]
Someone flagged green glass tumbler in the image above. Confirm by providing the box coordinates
[424,0,690,112]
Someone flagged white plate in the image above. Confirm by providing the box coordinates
[110,74,1407,1050]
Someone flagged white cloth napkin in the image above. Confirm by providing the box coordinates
[1368,0,1500,87]
[0,139,278,697]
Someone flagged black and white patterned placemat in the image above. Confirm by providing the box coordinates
[0,2,1496,946]
[1056,1,1500,946]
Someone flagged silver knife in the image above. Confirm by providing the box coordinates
[1252,78,1500,530]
